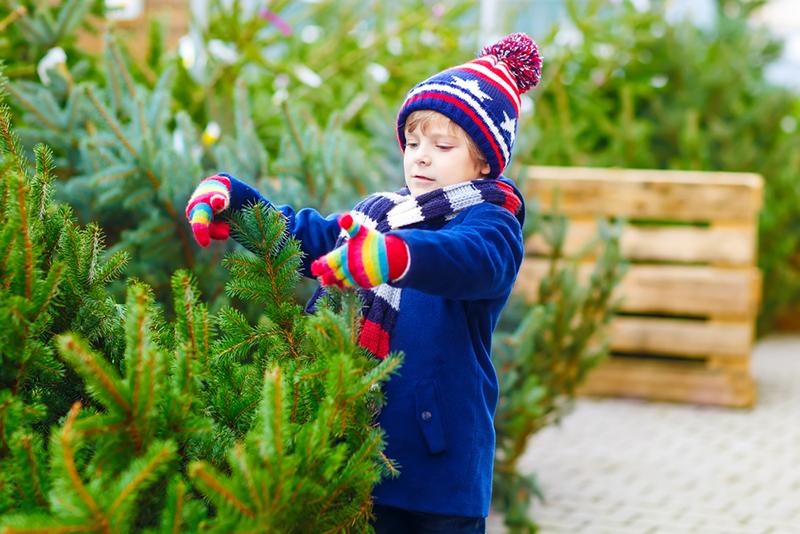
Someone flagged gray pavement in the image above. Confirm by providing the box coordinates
[489,335,800,533]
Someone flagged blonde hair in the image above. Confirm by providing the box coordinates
[404,110,488,175]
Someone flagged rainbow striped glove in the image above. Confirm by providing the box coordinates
[185,174,232,247]
[311,213,410,289]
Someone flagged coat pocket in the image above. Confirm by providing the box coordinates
[414,379,447,455]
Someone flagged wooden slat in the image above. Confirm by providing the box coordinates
[525,166,763,222]
[578,357,756,407]
[609,317,753,359]
[525,220,756,265]
[515,260,761,319]
[78,1,189,56]
[146,0,190,39]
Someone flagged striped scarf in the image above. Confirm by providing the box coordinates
[307,178,522,359]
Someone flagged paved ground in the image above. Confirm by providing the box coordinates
[489,335,800,534]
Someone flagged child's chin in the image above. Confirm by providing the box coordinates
[409,184,439,197]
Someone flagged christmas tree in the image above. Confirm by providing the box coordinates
[491,201,626,533]
[0,96,401,532]
[0,0,103,80]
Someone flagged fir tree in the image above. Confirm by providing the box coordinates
[188,204,402,532]
[0,0,104,80]
[6,33,220,300]
[491,203,626,533]
[1,98,402,531]
[0,87,126,518]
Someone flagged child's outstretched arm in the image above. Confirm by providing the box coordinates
[185,173,342,277]
[385,203,523,301]
[309,204,522,300]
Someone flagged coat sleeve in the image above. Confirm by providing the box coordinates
[227,175,342,278]
[387,203,524,300]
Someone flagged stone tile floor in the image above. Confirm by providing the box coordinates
[488,335,800,533]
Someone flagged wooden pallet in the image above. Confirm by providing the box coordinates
[78,0,189,57]
[514,166,763,408]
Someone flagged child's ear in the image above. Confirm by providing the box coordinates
[480,162,490,176]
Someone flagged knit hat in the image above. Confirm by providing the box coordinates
[396,33,542,180]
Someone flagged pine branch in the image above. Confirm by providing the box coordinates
[172,271,200,396]
[0,5,27,33]
[107,36,137,101]
[83,86,194,268]
[280,101,315,196]
[0,397,12,455]
[266,367,284,457]
[90,251,128,288]
[84,225,100,287]
[318,432,383,516]
[106,35,150,142]
[227,397,260,435]
[212,331,272,362]
[346,356,401,404]
[108,442,175,517]
[379,451,399,478]
[1,522,100,533]
[1,234,17,283]
[171,480,185,534]
[0,105,23,173]
[201,307,209,371]
[59,403,108,530]
[54,0,90,41]
[188,463,255,519]
[130,289,148,417]
[6,3,48,44]
[32,145,53,221]
[83,86,138,159]
[101,37,122,114]
[1,157,12,211]
[3,85,59,131]
[20,435,47,507]
[14,172,33,299]
[30,262,62,325]
[292,369,329,422]
[232,442,263,514]
[56,335,131,414]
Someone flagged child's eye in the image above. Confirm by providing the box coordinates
[437,145,453,150]
[407,142,418,148]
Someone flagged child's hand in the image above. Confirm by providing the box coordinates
[185,174,232,247]
[311,213,409,289]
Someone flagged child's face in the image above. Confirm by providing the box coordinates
[403,117,490,198]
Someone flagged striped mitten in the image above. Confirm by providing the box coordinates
[185,174,232,247]
[311,213,409,289]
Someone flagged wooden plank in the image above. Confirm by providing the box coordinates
[578,357,756,407]
[515,261,761,319]
[525,220,756,265]
[609,317,753,359]
[145,0,190,39]
[78,0,189,56]
[524,166,763,222]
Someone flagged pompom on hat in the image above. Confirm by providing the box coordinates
[396,32,542,180]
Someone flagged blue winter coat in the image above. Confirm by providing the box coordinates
[227,176,525,518]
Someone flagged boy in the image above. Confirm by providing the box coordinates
[186,33,541,533]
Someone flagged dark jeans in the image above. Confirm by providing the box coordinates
[371,504,486,534]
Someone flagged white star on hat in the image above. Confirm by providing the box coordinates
[501,111,516,144]
[451,76,492,101]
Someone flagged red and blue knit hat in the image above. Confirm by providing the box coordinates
[396,33,542,180]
